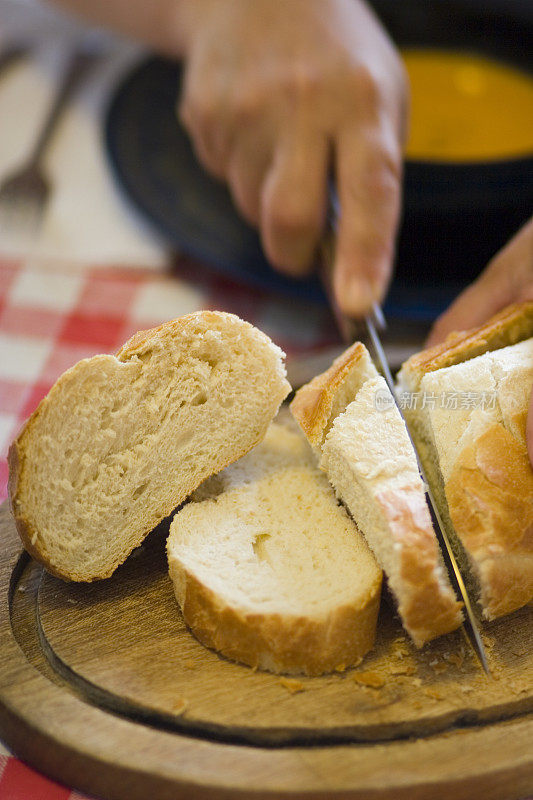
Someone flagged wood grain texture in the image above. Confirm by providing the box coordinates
[1,501,532,800]
[36,513,533,744]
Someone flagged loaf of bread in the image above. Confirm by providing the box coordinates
[397,302,533,619]
[9,311,290,582]
[291,344,462,646]
[167,423,382,675]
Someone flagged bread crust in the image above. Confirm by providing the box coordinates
[445,425,533,619]
[290,342,369,446]
[8,311,290,582]
[401,301,533,380]
[375,486,463,645]
[169,557,382,676]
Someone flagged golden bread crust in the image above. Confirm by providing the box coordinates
[375,486,463,646]
[170,560,382,676]
[445,425,533,619]
[290,342,368,445]
[401,301,533,380]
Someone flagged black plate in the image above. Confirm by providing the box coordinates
[104,3,532,322]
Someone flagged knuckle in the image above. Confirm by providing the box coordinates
[347,64,383,109]
[372,162,401,207]
[282,64,321,102]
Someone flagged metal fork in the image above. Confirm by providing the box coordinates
[0,50,95,246]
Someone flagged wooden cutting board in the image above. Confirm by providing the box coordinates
[0,500,532,800]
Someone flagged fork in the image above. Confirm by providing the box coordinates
[0,49,95,246]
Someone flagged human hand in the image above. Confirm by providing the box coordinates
[426,217,533,466]
[178,0,408,316]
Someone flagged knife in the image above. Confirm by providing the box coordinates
[320,203,490,675]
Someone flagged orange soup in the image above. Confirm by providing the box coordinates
[402,49,533,162]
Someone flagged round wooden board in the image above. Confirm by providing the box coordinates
[1,502,532,800]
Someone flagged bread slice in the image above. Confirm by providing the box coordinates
[289,341,377,450]
[9,311,290,582]
[167,423,382,675]
[291,344,462,646]
[398,304,533,619]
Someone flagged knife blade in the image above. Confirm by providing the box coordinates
[319,207,490,675]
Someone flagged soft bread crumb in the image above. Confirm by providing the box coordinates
[292,342,463,646]
[167,424,382,676]
[321,374,463,645]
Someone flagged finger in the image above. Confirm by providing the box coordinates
[227,132,272,227]
[178,73,233,180]
[334,124,402,317]
[261,132,329,277]
[527,388,533,468]
[426,216,533,347]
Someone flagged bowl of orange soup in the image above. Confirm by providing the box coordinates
[369,0,533,312]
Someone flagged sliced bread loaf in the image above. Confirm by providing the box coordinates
[398,304,533,619]
[291,344,462,646]
[167,423,382,675]
[9,311,290,581]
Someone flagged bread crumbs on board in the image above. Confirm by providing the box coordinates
[446,652,464,668]
[279,677,305,694]
[351,672,385,688]
[171,698,188,715]
[390,665,416,676]
[424,688,445,701]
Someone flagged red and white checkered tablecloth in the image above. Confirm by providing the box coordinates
[0,254,339,800]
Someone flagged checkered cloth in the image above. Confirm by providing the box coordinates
[0,256,338,503]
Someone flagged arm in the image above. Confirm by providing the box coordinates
[50,0,408,317]
[426,217,533,466]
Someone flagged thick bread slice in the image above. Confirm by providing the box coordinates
[9,311,290,582]
[167,424,382,676]
[398,333,533,620]
[321,377,463,647]
[289,341,377,449]
[291,343,462,645]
